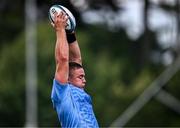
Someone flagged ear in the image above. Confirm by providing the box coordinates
[68,78,73,84]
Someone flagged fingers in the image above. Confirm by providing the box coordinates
[54,11,68,23]
[52,11,68,31]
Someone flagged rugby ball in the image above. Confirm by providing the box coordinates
[49,5,76,33]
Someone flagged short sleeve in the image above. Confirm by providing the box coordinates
[51,79,69,104]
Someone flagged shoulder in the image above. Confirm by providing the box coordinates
[69,85,90,100]
[51,79,71,102]
[69,84,85,93]
[52,79,70,95]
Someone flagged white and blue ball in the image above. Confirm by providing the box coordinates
[49,5,76,33]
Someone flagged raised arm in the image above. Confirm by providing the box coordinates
[67,33,82,65]
[53,12,69,84]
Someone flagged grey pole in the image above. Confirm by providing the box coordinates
[25,0,38,127]
[156,90,180,114]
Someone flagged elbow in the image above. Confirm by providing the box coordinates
[70,57,82,65]
[76,57,82,65]
[59,55,69,62]
[56,54,69,62]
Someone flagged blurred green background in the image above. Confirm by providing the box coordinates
[0,0,180,127]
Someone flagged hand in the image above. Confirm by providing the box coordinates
[51,11,68,31]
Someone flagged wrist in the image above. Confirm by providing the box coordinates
[56,29,66,35]
[66,32,77,44]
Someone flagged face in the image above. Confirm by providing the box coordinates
[68,68,86,88]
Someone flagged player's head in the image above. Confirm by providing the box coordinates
[68,62,86,88]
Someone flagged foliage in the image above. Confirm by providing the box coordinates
[0,32,25,126]
[0,0,24,47]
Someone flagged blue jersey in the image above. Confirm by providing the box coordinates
[51,79,99,128]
